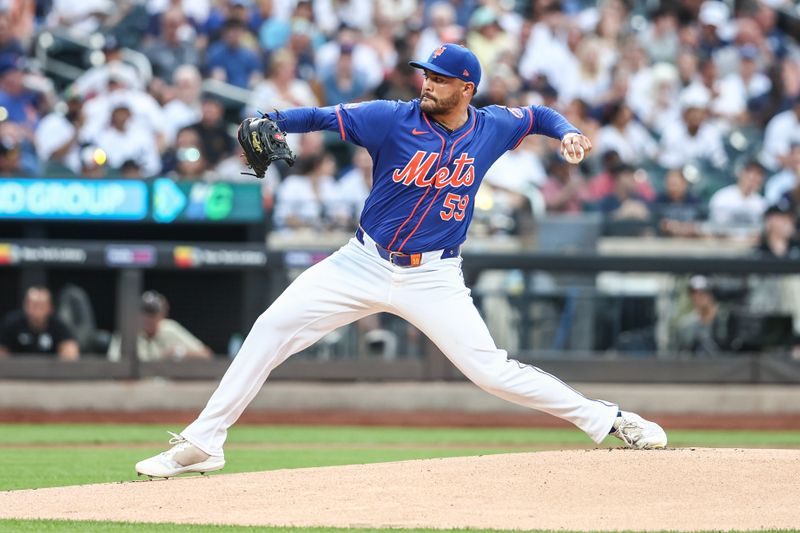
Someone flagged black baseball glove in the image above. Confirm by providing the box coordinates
[237,115,295,178]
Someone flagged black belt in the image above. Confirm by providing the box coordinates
[356,228,459,267]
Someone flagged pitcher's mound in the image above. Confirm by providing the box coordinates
[1,448,798,531]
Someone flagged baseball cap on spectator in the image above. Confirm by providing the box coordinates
[689,275,712,292]
[222,18,247,32]
[741,158,767,175]
[141,291,167,315]
[469,7,498,28]
[680,85,711,110]
[0,55,22,77]
[409,44,482,88]
[698,1,729,27]
[102,35,121,52]
[609,162,636,177]
[111,100,131,112]
[107,65,135,87]
[764,198,794,217]
[738,44,759,61]
[63,84,83,102]
[0,136,18,155]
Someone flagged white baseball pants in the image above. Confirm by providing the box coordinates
[182,233,619,456]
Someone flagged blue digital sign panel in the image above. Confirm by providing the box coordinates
[0,179,148,220]
[0,178,262,223]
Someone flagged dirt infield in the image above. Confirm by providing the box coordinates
[0,448,797,531]
[2,409,800,429]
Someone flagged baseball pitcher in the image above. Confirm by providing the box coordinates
[136,44,667,478]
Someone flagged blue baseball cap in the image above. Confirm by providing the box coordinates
[409,44,482,89]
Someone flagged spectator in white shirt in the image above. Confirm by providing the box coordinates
[45,0,112,39]
[466,7,517,81]
[630,62,681,136]
[316,26,383,93]
[312,0,374,36]
[596,100,658,166]
[81,66,169,154]
[92,103,161,178]
[35,91,85,175]
[708,159,767,230]
[722,45,771,102]
[335,147,372,225]
[692,57,746,130]
[414,2,458,63]
[765,142,800,205]
[658,86,728,170]
[639,6,679,64]
[246,49,319,118]
[162,65,203,144]
[573,36,612,107]
[273,152,343,231]
[761,96,800,171]
[72,36,142,98]
[518,15,582,103]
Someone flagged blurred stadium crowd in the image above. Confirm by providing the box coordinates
[2,0,800,362]
[0,0,795,240]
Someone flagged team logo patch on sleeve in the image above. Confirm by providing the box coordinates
[344,102,362,109]
[510,107,524,119]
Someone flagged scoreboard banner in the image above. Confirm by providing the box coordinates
[0,178,263,224]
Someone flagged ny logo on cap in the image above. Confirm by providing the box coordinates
[433,46,446,58]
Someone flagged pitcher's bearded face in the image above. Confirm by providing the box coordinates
[420,71,466,114]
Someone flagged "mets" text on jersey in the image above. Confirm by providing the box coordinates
[392,151,475,189]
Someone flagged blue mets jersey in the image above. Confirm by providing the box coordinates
[269,100,579,253]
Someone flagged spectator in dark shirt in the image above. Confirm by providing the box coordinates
[187,96,235,167]
[597,163,652,221]
[0,287,79,360]
[541,156,588,214]
[320,44,369,105]
[0,12,23,59]
[656,168,704,237]
[675,275,731,357]
[0,135,22,176]
[0,56,39,131]
[755,199,800,259]
[142,8,200,83]
[205,18,262,89]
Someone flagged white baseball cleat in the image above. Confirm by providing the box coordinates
[611,411,668,449]
[136,432,225,478]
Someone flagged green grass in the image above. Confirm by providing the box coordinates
[0,447,529,491]
[0,424,798,532]
[1,425,799,491]
[0,424,590,445]
[2,424,799,448]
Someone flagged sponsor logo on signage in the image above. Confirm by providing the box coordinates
[174,246,267,268]
[0,244,87,264]
[105,245,157,267]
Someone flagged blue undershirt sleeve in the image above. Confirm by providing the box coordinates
[266,101,397,153]
[530,106,581,140]
[266,107,340,134]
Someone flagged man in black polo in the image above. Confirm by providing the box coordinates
[0,286,79,360]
